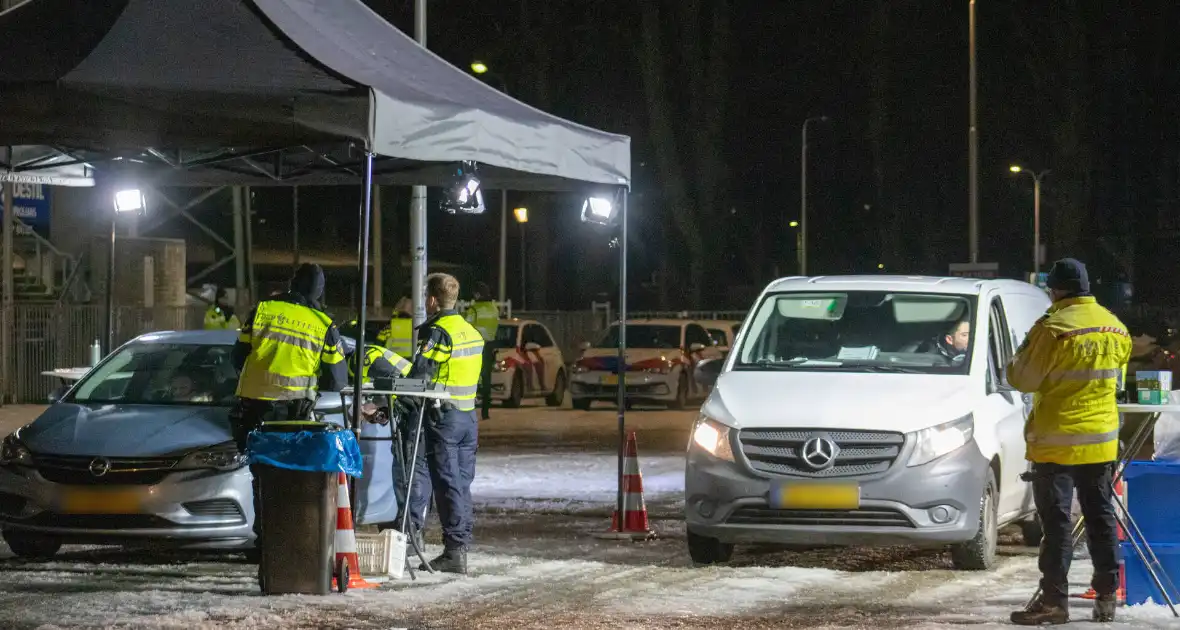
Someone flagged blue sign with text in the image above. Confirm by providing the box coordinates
[2,183,51,237]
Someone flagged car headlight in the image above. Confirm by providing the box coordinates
[690,415,735,462]
[0,434,32,466]
[907,414,974,467]
[176,441,248,472]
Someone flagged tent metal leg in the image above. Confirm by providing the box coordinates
[400,401,435,574]
[352,152,375,433]
[615,190,628,531]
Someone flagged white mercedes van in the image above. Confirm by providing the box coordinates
[685,275,1052,570]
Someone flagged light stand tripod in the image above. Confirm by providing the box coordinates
[1024,407,1180,616]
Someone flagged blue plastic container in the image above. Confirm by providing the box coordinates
[1122,542,1180,606]
[1124,461,1180,544]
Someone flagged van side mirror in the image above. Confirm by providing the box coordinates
[47,385,68,404]
[694,359,723,387]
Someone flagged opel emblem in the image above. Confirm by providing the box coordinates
[88,457,111,477]
[800,436,839,470]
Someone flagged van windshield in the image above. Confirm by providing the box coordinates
[735,291,976,374]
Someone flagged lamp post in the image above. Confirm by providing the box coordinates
[788,220,801,273]
[471,61,512,306]
[1009,165,1050,276]
[106,188,146,353]
[513,207,528,310]
[800,115,828,276]
[968,0,979,263]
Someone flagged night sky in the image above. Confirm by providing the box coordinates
[238,1,1179,310]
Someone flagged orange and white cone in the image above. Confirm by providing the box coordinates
[1081,478,1125,603]
[596,431,654,540]
[332,472,378,590]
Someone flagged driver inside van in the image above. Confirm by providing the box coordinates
[937,319,970,365]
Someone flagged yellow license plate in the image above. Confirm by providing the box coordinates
[60,489,142,514]
[772,483,860,510]
[601,375,619,386]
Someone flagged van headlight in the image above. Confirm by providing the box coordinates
[176,441,248,471]
[907,414,974,467]
[690,414,735,462]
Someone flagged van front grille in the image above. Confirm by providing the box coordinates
[736,429,904,478]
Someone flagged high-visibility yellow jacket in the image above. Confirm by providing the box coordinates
[412,311,484,411]
[1006,296,1131,465]
[234,299,347,401]
[463,301,500,342]
[204,305,241,331]
[349,345,412,383]
[378,317,415,356]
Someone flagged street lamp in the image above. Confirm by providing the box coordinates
[968,0,979,264]
[106,187,147,353]
[788,220,801,273]
[514,207,528,311]
[469,60,511,306]
[800,115,828,276]
[1009,164,1050,275]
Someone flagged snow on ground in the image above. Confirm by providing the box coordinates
[472,453,685,513]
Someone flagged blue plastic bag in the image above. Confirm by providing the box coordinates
[246,428,364,477]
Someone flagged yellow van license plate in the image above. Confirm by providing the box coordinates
[601,375,618,386]
[772,483,860,510]
[60,489,142,514]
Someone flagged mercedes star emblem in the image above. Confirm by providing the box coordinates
[88,457,111,477]
[800,436,839,470]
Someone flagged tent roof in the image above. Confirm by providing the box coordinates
[0,0,629,191]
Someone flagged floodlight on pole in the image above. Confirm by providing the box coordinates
[440,161,486,214]
[581,195,617,226]
[114,188,145,214]
[470,61,488,74]
[513,207,528,223]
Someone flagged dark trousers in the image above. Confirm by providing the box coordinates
[403,407,479,550]
[479,344,496,418]
[1032,461,1121,605]
[230,398,314,546]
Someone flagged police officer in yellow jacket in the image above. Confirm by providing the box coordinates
[377,310,415,357]
[463,282,499,420]
[1007,258,1131,625]
[232,263,348,557]
[204,288,241,330]
[402,273,483,574]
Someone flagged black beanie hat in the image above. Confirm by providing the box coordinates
[1046,258,1090,295]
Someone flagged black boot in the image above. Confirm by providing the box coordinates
[1093,595,1116,623]
[1010,598,1069,626]
[421,548,467,575]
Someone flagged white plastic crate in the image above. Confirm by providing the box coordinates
[356,529,406,580]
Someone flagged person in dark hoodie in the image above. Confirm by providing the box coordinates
[230,263,347,557]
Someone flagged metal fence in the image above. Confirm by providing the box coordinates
[1,303,747,403]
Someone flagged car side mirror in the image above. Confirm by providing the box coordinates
[47,385,68,404]
[689,342,706,353]
[525,342,542,351]
[578,341,591,351]
[694,359,723,387]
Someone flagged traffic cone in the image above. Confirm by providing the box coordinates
[1081,478,1126,603]
[332,472,379,590]
[595,432,654,540]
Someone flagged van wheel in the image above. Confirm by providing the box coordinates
[1020,516,1044,548]
[951,469,998,571]
[546,370,567,407]
[2,529,62,560]
[573,398,592,411]
[687,528,734,565]
[503,371,524,408]
[669,374,688,410]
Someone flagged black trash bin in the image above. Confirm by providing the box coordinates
[255,422,342,595]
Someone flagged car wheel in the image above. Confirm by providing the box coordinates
[687,528,734,566]
[1020,516,1044,548]
[951,469,998,571]
[2,529,62,560]
[504,370,524,408]
[669,374,688,410]
[546,370,567,407]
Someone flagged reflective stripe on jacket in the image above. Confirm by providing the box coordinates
[349,345,412,382]
[422,313,484,411]
[464,301,500,342]
[236,300,343,401]
[1006,296,1131,465]
[203,305,240,331]
[378,317,414,356]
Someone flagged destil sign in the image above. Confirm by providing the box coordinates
[1,183,51,237]
[948,262,999,279]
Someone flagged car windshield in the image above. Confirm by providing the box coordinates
[596,324,681,349]
[495,325,518,347]
[68,343,240,406]
[735,291,976,374]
